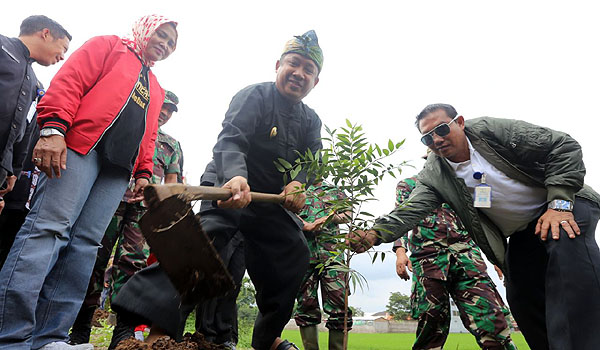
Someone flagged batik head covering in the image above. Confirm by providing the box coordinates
[122,14,177,67]
[282,30,323,72]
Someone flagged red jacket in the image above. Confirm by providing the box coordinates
[37,35,164,180]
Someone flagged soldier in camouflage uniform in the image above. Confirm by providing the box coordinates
[393,176,517,350]
[294,182,353,350]
[68,90,183,345]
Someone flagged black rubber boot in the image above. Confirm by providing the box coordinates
[108,312,136,350]
[68,305,96,344]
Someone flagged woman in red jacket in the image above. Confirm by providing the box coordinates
[0,15,177,350]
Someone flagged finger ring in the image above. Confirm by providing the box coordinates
[560,220,568,224]
[33,157,41,163]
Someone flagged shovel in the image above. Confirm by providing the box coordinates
[140,184,284,304]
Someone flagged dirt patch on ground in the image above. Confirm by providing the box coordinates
[92,308,111,327]
[115,333,223,350]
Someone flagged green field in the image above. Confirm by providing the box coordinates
[90,319,530,349]
[281,330,530,350]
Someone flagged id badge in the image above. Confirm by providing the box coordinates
[474,184,492,208]
[26,100,37,123]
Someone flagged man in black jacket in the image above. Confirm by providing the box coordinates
[112,30,324,350]
[0,15,71,213]
[351,104,600,350]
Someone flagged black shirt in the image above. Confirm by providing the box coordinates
[212,82,322,194]
[95,65,149,172]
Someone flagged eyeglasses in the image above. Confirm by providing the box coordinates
[420,116,459,146]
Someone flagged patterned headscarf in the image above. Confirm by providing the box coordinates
[282,30,323,72]
[122,14,177,67]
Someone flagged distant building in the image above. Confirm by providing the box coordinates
[370,311,393,320]
[449,300,469,333]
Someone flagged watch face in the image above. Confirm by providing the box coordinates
[549,200,573,211]
[41,129,60,137]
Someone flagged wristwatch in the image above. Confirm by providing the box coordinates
[547,199,573,212]
[40,128,64,137]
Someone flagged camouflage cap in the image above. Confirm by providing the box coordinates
[163,90,179,112]
[282,30,323,72]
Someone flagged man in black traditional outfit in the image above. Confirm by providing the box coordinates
[112,30,324,350]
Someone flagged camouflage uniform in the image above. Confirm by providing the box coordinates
[84,128,182,306]
[393,177,517,350]
[294,184,353,331]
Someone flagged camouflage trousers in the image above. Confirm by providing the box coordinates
[411,264,517,350]
[294,261,353,330]
[82,201,150,307]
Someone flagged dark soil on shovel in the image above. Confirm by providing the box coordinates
[139,196,234,304]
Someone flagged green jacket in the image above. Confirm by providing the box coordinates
[373,117,600,268]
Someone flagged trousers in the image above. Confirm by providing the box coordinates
[505,198,600,350]
[0,149,129,349]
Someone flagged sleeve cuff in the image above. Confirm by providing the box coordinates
[372,230,383,246]
[134,170,151,181]
[40,117,68,136]
[546,185,576,203]
[392,238,405,252]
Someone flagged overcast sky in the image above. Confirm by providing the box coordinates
[3,0,599,313]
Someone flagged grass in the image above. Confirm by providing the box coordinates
[280,330,531,350]
[89,318,113,350]
[90,318,530,350]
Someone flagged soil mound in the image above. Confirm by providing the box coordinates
[92,308,111,327]
[115,333,222,350]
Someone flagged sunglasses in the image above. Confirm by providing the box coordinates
[420,116,459,146]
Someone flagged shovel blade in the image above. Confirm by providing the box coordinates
[139,196,234,304]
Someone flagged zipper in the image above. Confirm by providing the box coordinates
[88,66,144,154]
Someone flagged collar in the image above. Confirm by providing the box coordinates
[15,38,35,64]
[273,82,301,111]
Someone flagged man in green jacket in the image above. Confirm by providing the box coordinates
[350,103,600,350]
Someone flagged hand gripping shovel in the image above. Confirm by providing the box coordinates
[140,184,284,304]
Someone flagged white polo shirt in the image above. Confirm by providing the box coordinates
[446,137,547,236]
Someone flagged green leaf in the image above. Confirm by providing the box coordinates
[278,158,292,169]
[290,165,301,180]
[346,119,353,128]
[274,161,285,172]
[388,139,394,151]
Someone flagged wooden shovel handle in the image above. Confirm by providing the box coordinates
[144,183,284,207]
